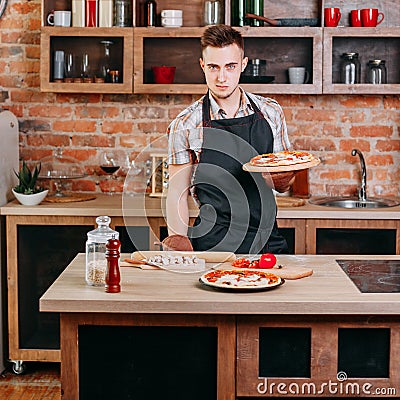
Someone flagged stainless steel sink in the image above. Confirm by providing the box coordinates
[309,196,400,209]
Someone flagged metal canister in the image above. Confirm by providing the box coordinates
[114,0,132,27]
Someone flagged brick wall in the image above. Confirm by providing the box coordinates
[0,3,399,197]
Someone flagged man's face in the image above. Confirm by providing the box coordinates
[199,44,248,100]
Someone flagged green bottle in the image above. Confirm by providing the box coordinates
[249,0,264,26]
[231,0,246,26]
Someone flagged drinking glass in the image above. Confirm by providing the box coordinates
[81,52,91,78]
[99,149,125,195]
[64,53,75,79]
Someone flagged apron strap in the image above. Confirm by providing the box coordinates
[202,90,262,127]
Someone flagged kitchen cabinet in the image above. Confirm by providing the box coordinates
[323,28,400,94]
[237,316,400,398]
[2,195,400,367]
[3,210,151,370]
[306,219,400,255]
[40,0,400,94]
[40,254,400,399]
[40,27,134,93]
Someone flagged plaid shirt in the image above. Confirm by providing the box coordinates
[167,88,290,165]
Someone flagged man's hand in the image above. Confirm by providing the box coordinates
[262,171,296,193]
[162,234,193,251]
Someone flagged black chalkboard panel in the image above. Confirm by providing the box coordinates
[259,327,311,378]
[79,326,217,400]
[338,328,390,378]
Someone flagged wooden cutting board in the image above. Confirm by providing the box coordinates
[276,197,306,207]
[243,157,320,173]
[131,251,236,263]
[268,266,313,279]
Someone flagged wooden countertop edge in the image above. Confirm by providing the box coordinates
[39,299,400,315]
[39,254,400,315]
[2,194,400,219]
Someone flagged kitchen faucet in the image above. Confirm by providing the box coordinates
[351,149,367,201]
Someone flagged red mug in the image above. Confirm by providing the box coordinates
[152,66,176,84]
[360,8,384,27]
[350,10,362,27]
[324,7,341,27]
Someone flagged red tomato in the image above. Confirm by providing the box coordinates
[259,253,277,269]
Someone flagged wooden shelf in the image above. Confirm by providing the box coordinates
[39,0,400,94]
[40,27,134,93]
[134,26,323,94]
[323,27,400,94]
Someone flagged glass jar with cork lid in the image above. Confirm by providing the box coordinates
[86,216,119,286]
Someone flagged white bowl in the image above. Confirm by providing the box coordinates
[161,18,183,27]
[161,9,183,18]
[12,189,48,206]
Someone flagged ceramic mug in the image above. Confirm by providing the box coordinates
[350,10,362,27]
[324,7,341,27]
[361,8,384,27]
[288,67,310,84]
[47,10,71,27]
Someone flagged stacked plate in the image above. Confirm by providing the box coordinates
[161,9,183,27]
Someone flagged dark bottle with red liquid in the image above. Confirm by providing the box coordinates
[105,235,121,293]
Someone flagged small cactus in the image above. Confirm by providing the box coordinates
[13,161,44,195]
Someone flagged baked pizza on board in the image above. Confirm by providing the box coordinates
[199,269,284,291]
[243,150,320,173]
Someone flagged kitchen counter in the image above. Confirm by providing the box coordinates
[40,253,400,399]
[2,193,400,219]
[40,253,400,315]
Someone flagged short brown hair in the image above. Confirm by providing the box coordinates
[201,24,244,53]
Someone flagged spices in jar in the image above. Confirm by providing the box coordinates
[109,70,120,83]
[85,216,119,286]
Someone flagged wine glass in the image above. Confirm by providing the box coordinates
[81,52,91,79]
[99,150,125,195]
[64,53,75,79]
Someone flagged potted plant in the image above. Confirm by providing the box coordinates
[12,161,48,205]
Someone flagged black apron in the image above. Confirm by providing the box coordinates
[189,92,288,254]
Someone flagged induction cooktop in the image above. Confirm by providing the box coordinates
[337,260,400,293]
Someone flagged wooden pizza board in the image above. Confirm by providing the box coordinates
[131,251,236,263]
[43,193,96,203]
[243,157,320,173]
[276,197,306,207]
[266,266,313,279]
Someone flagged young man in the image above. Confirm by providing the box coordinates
[164,24,295,254]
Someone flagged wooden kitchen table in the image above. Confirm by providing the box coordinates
[40,254,400,399]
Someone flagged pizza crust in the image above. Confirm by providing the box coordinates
[243,151,320,173]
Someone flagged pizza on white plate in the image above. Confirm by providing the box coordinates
[250,150,317,167]
[200,269,283,290]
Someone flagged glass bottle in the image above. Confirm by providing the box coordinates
[98,40,113,82]
[367,59,387,84]
[249,0,264,26]
[85,216,119,286]
[340,52,361,84]
[231,0,246,26]
[203,0,223,26]
[145,0,157,27]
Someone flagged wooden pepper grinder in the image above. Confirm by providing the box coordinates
[105,235,121,293]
